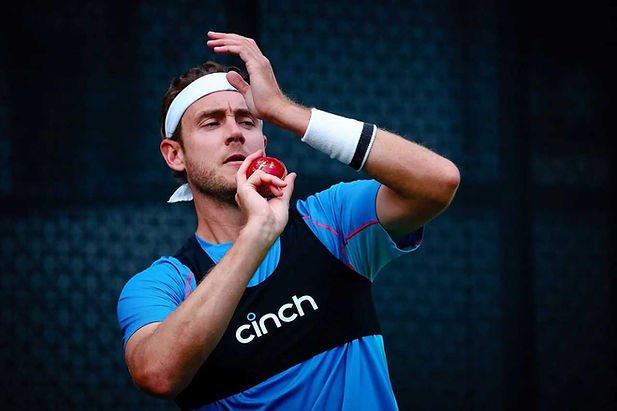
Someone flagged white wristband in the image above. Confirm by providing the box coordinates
[301,108,377,170]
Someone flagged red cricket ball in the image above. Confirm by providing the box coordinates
[246,156,288,196]
[246,156,287,179]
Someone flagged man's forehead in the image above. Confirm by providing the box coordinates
[188,90,249,114]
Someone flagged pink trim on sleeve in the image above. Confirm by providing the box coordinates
[185,271,194,298]
[303,213,380,272]
[302,214,340,236]
[344,220,379,244]
[341,220,379,272]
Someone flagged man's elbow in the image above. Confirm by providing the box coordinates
[434,160,461,208]
[130,364,183,399]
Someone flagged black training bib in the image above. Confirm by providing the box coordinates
[173,207,381,409]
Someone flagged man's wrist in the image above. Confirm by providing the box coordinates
[263,98,312,137]
[301,108,377,171]
[238,219,280,249]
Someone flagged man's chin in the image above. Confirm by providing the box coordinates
[194,185,237,206]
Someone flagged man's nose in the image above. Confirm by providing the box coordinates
[224,121,245,145]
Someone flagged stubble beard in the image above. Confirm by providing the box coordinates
[186,161,238,207]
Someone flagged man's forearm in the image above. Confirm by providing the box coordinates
[128,224,278,397]
[270,102,458,204]
[364,128,459,204]
[268,103,459,233]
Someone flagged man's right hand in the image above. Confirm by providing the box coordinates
[235,150,296,244]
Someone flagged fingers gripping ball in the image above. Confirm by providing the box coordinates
[246,156,288,197]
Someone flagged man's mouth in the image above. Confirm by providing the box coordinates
[223,154,247,164]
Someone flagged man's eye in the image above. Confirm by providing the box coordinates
[204,121,219,127]
[241,120,255,127]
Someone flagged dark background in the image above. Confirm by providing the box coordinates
[1,0,615,410]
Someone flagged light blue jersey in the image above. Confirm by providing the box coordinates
[117,179,423,410]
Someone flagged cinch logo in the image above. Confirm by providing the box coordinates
[235,294,319,344]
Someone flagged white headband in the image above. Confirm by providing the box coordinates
[164,72,238,138]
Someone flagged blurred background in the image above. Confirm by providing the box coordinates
[1,0,615,410]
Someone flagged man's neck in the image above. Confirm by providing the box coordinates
[193,193,247,245]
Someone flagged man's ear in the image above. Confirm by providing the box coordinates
[160,139,185,172]
[263,134,268,150]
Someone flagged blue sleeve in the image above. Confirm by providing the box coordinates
[295,179,423,281]
[116,256,193,348]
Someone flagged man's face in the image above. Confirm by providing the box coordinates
[180,91,266,204]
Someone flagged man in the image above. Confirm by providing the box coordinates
[117,31,460,410]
